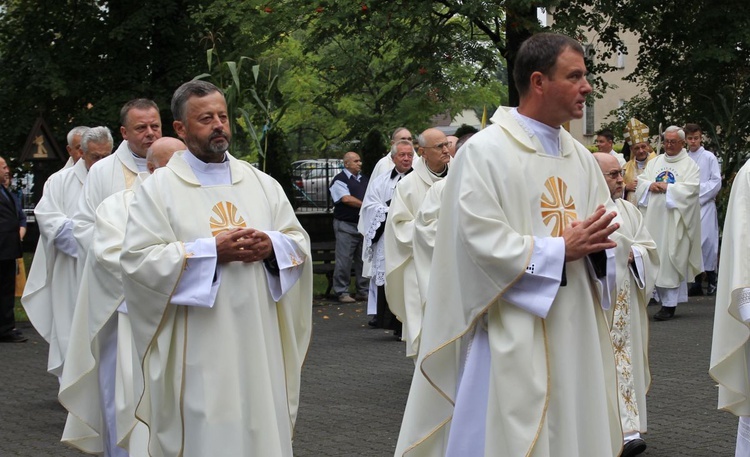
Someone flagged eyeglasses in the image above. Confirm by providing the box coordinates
[425,142,451,150]
[603,169,624,179]
[663,139,682,146]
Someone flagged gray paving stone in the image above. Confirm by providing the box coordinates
[0,295,737,456]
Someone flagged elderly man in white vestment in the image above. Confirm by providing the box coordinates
[120,80,312,457]
[384,128,449,357]
[412,134,470,339]
[59,137,185,457]
[360,140,414,334]
[684,123,721,296]
[635,125,702,321]
[709,159,750,456]
[359,127,413,321]
[395,33,623,457]
[595,152,659,457]
[73,98,162,268]
[22,126,111,380]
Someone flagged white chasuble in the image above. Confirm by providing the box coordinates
[635,150,702,288]
[395,107,622,457]
[710,160,750,417]
[413,179,445,326]
[59,190,146,455]
[609,199,659,435]
[384,158,444,358]
[73,140,141,269]
[121,153,312,457]
[23,158,88,377]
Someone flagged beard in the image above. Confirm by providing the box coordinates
[207,131,231,154]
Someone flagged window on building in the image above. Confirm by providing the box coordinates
[617,51,625,69]
[584,101,595,135]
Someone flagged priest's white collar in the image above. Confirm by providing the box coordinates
[131,153,149,173]
[183,150,232,186]
[511,108,562,157]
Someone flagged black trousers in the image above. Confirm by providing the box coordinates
[0,258,17,336]
[376,285,401,335]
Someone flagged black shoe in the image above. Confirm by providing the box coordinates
[648,298,659,306]
[367,316,378,328]
[621,438,647,457]
[688,283,704,296]
[654,306,676,321]
[0,330,28,343]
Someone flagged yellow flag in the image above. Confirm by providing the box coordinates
[481,105,488,129]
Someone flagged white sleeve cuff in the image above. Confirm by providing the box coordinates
[171,238,221,308]
[638,188,650,207]
[264,231,306,301]
[54,219,78,258]
[501,236,565,319]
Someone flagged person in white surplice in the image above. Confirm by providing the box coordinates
[59,137,185,457]
[359,127,413,324]
[595,152,659,457]
[709,159,750,456]
[384,127,450,358]
[23,126,112,379]
[120,80,312,457]
[684,123,721,297]
[394,32,623,457]
[635,125,702,321]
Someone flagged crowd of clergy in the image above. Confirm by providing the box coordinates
[6,30,750,457]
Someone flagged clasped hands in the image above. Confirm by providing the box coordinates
[216,227,273,264]
[648,182,668,193]
[562,205,618,262]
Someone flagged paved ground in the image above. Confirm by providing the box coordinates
[0,294,737,456]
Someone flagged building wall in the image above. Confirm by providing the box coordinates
[544,11,643,146]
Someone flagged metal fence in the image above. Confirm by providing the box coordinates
[290,159,344,212]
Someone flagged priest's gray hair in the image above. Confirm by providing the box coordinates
[80,126,113,153]
[664,125,685,141]
[390,139,415,156]
[66,126,90,146]
[171,80,223,124]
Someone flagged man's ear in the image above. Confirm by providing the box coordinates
[173,120,186,139]
[529,71,545,95]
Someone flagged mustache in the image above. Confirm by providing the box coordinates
[210,131,230,142]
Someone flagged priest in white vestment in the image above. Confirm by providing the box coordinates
[120,81,312,457]
[73,99,162,269]
[23,126,111,379]
[59,137,185,457]
[384,128,449,357]
[685,123,722,296]
[360,140,414,333]
[595,153,659,456]
[359,127,412,316]
[622,118,657,205]
[635,125,702,321]
[709,159,750,457]
[395,33,623,457]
